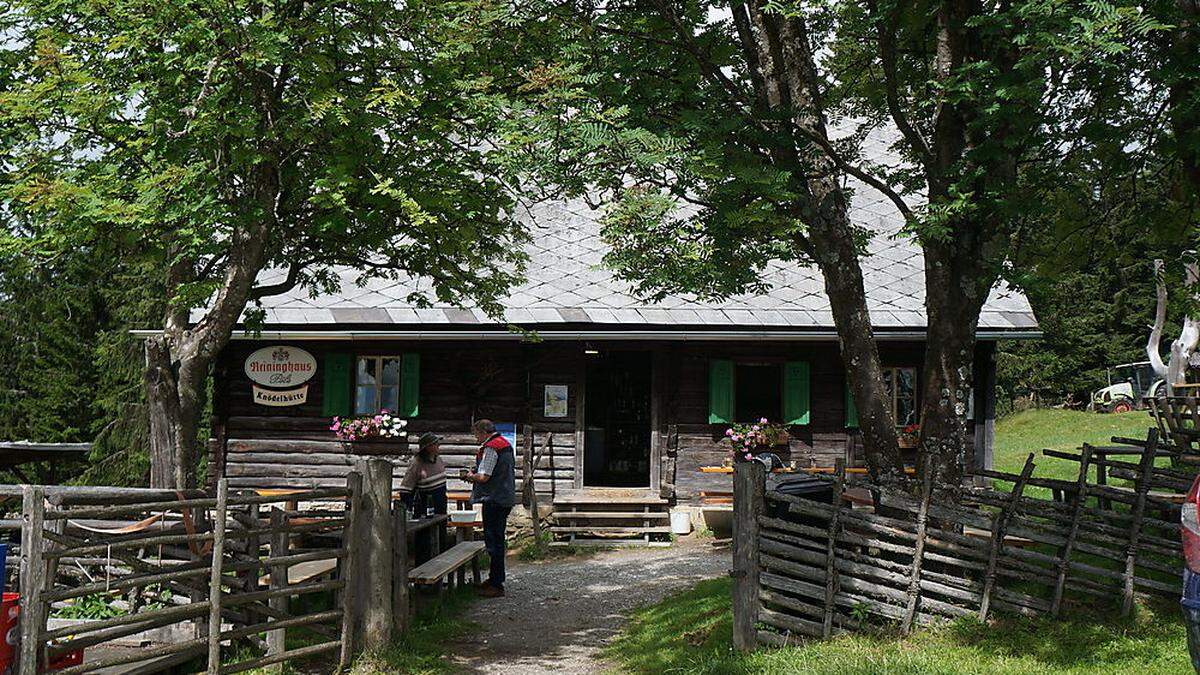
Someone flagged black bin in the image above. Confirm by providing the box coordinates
[766,474,835,526]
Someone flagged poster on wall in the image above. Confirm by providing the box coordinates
[245,346,316,407]
[544,385,568,417]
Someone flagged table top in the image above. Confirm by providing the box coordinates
[447,519,482,528]
[406,514,449,535]
[699,465,916,475]
[447,492,472,503]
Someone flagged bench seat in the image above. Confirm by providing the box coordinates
[409,541,486,585]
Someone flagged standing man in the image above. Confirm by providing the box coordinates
[464,419,517,597]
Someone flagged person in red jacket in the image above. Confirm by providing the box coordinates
[463,419,517,597]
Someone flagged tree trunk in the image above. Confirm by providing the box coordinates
[919,238,994,487]
[807,205,904,482]
[145,335,206,489]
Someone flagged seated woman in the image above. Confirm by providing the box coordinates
[400,432,448,516]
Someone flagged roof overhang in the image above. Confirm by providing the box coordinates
[130,327,1042,341]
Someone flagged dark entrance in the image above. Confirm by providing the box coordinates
[583,351,652,487]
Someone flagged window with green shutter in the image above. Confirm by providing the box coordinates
[782,361,811,426]
[708,359,734,424]
[348,353,420,417]
[322,353,352,417]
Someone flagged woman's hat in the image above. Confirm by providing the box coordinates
[417,432,443,451]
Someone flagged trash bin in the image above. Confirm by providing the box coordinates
[765,474,835,526]
[0,592,19,675]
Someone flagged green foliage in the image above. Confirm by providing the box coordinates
[52,594,122,620]
[607,577,1190,674]
[350,586,478,675]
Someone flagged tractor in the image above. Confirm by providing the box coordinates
[1090,361,1165,413]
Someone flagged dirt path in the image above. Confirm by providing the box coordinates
[448,539,728,674]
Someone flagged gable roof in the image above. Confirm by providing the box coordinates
[223,134,1038,339]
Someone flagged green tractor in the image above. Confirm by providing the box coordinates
[1090,361,1165,413]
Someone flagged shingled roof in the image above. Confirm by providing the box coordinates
[233,136,1038,337]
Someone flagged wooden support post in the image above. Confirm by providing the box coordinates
[267,507,288,672]
[355,458,394,651]
[339,471,362,672]
[979,453,1036,621]
[901,466,934,635]
[1094,446,1111,511]
[245,502,262,595]
[821,459,846,638]
[1052,446,1093,616]
[1122,429,1159,616]
[19,485,47,675]
[392,501,410,635]
[731,460,765,652]
[206,478,230,675]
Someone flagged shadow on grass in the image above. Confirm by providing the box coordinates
[607,578,1192,675]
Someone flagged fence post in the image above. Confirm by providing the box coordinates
[901,466,934,635]
[822,459,846,638]
[19,485,46,675]
[731,460,764,652]
[979,453,1035,621]
[355,458,394,651]
[339,470,363,671]
[1122,428,1159,616]
[267,507,288,672]
[1052,445,1092,616]
[206,478,230,675]
[391,499,410,635]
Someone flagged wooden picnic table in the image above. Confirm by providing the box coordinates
[448,519,483,543]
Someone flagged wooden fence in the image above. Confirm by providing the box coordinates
[731,430,1187,650]
[5,458,411,674]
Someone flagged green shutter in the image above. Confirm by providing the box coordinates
[322,353,351,417]
[845,380,859,429]
[400,353,420,417]
[782,361,811,426]
[708,359,734,424]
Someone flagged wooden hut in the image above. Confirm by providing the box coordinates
[162,185,1038,540]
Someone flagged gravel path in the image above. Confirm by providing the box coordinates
[448,540,729,674]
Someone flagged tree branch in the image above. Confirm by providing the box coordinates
[864,0,934,168]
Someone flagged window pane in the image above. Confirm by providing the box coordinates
[897,368,917,425]
[735,364,782,423]
[357,357,377,386]
[381,358,401,385]
[380,385,399,413]
[355,386,376,415]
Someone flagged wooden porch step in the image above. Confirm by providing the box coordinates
[552,494,667,505]
[549,526,673,534]
[551,539,672,548]
[551,511,670,520]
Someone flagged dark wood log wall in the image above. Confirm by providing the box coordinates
[209,337,989,503]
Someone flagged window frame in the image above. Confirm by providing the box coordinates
[353,354,403,415]
[882,366,918,427]
[733,361,784,424]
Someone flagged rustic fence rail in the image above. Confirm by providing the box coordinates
[732,428,1188,650]
[2,457,416,674]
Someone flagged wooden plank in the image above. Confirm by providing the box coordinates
[732,461,765,652]
[548,526,673,534]
[550,512,670,519]
[409,542,487,583]
[901,465,934,635]
[356,458,394,650]
[979,453,1035,621]
[19,485,47,675]
[1123,429,1159,616]
[267,508,287,673]
[206,479,230,675]
[338,471,362,670]
[822,459,846,638]
[1052,446,1092,616]
[392,502,410,635]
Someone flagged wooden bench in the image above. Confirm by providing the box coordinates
[408,541,486,600]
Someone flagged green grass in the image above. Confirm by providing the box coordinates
[607,578,1192,675]
[351,586,478,675]
[993,408,1157,480]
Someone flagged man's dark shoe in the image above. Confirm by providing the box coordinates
[477,584,505,598]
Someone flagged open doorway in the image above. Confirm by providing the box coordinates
[583,351,652,487]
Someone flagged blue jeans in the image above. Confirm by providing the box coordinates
[481,503,512,590]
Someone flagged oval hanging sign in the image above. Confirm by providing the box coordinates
[244,346,317,388]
